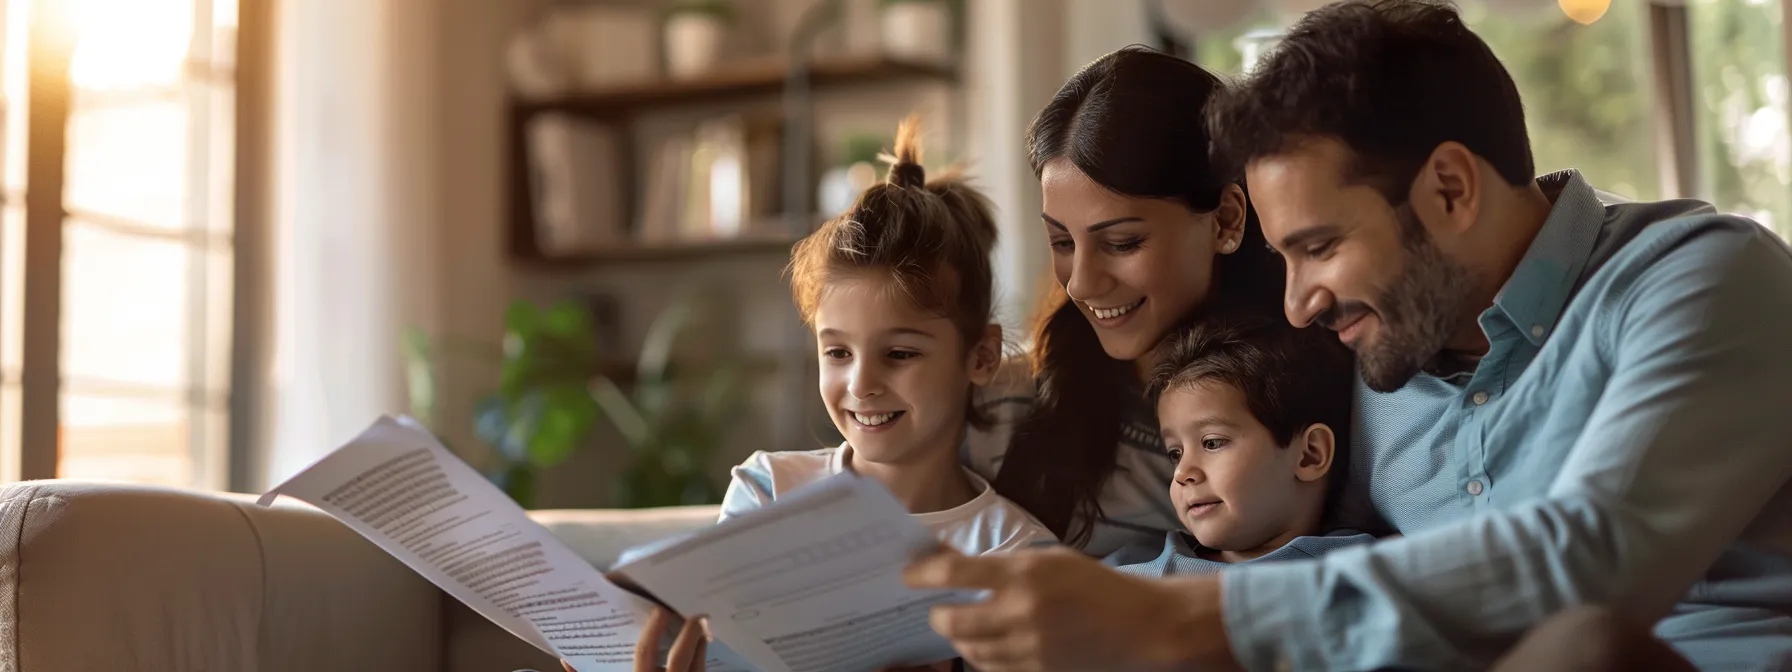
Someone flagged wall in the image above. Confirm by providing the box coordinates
[264,0,445,486]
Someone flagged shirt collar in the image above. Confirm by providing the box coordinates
[1488,169,1607,346]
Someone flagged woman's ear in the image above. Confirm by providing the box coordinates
[1292,423,1335,483]
[968,324,1003,386]
[1215,183,1248,254]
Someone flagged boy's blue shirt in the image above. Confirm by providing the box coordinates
[1104,529,1376,577]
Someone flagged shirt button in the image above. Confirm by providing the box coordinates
[1472,391,1490,405]
[1467,480,1485,496]
[1531,324,1546,338]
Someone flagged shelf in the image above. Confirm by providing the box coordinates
[521,235,801,269]
[514,55,958,119]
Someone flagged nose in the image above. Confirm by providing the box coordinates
[1174,460,1205,486]
[847,358,884,400]
[1063,246,1117,304]
[1284,265,1335,329]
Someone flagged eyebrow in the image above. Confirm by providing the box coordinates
[817,327,938,339]
[1041,213,1145,233]
[1186,416,1233,431]
[1276,224,1345,252]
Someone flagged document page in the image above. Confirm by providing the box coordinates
[613,473,975,672]
[258,416,655,671]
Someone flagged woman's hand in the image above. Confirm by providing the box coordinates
[561,607,709,672]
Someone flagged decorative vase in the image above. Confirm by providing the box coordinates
[665,13,727,79]
[880,1,951,64]
[504,27,569,99]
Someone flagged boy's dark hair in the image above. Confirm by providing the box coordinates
[1208,0,1534,204]
[1147,308,1356,511]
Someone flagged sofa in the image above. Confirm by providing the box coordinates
[0,480,722,672]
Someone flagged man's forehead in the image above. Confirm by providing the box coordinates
[1244,138,1355,194]
[1244,140,1382,243]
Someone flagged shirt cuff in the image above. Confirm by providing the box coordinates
[1221,560,1326,672]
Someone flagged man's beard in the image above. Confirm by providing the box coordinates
[1323,206,1475,393]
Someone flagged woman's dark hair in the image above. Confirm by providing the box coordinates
[1208,0,1533,204]
[992,46,1285,545]
[1146,307,1355,516]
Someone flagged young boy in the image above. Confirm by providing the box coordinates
[1105,308,1375,576]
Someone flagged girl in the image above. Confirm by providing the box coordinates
[728,114,1052,553]
[973,45,1286,556]
[570,115,1051,672]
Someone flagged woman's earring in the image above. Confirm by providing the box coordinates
[1221,239,1239,254]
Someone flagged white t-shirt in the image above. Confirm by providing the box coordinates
[720,443,1058,555]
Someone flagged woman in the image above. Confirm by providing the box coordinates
[971,45,1284,556]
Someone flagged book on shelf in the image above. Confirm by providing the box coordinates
[638,114,787,248]
[526,114,628,255]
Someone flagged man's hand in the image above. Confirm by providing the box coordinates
[903,547,1238,672]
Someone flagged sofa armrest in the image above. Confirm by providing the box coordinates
[0,481,444,672]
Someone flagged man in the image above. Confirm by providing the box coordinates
[904,1,1792,670]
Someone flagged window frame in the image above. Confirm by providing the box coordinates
[8,0,267,489]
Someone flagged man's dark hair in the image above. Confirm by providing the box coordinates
[1147,307,1356,511]
[1208,0,1534,204]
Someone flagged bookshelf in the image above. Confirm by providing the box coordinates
[515,55,957,120]
[518,235,799,270]
[506,55,959,265]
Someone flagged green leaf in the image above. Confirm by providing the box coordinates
[590,375,654,451]
[527,385,599,468]
[697,364,746,426]
[504,301,544,342]
[477,393,537,466]
[495,462,536,509]
[541,301,597,342]
[637,295,697,386]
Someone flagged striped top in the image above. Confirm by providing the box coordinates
[960,359,1182,558]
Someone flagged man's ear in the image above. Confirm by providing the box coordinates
[968,324,1003,386]
[1214,182,1249,253]
[1408,141,1482,239]
[1292,423,1335,483]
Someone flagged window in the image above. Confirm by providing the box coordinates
[1467,1,1664,201]
[1688,0,1791,236]
[0,0,240,489]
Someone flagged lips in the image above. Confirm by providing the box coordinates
[1086,297,1145,322]
[848,410,904,429]
[1333,312,1371,348]
[1184,500,1221,518]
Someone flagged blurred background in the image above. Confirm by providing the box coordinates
[0,0,1780,509]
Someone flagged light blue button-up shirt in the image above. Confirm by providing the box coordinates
[1221,171,1792,671]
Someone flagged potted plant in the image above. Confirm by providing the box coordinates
[588,294,747,508]
[664,0,734,79]
[879,0,953,63]
[402,294,743,509]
